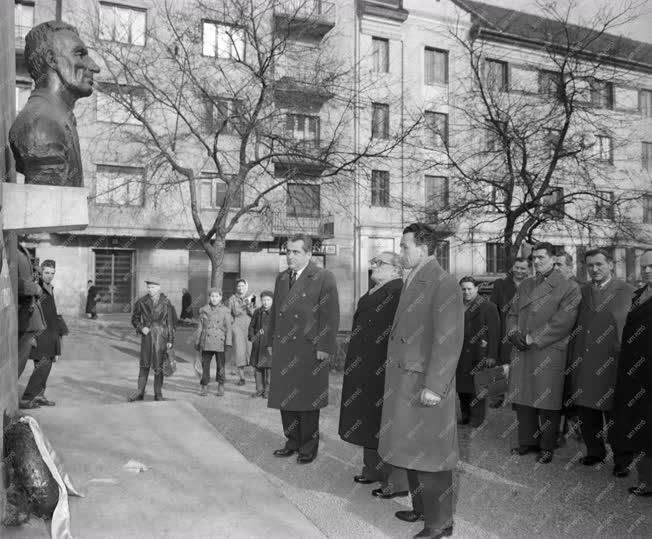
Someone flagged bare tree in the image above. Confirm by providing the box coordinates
[82,0,415,287]
[406,0,650,268]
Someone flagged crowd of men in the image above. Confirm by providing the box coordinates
[16,229,652,539]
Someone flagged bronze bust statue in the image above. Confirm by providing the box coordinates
[9,20,100,186]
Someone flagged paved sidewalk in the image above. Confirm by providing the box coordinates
[11,326,652,538]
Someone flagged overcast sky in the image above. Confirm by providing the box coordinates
[481,0,652,44]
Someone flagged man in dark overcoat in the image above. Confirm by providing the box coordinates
[566,248,634,477]
[506,242,581,464]
[378,223,464,539]
[267,234,340,464]
[614,250,652,497]
[339,251,408,498]
[457,277,500,427]
[129,278,175,402]
[22,259,64,409]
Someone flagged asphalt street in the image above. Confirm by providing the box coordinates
[17,321,652,538]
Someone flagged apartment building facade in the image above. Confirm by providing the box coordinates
[12,0,652,326]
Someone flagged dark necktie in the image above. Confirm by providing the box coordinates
[289,271,297,289]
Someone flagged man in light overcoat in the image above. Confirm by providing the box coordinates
[378,223,464,539]
[506,242,581,463]
[566,248,634,476]
[267,234,340,464]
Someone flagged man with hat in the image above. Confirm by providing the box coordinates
[21,259,66,409]
[129,278,176,401]
[248,290,274,398]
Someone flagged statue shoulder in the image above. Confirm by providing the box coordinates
[10,96,66,146]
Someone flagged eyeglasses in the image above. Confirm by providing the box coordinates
[369,259,391,267]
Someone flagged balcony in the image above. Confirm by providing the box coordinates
[356,0,408,23]
[273,61,333,108]
[270,208,334,238]
[273,0,336,40]
[15,25,31,51]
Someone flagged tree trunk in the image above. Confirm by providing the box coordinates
[205,237,226,290]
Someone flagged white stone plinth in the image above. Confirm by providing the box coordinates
[2,183,89,232]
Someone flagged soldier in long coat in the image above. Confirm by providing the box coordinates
[506,242,581,463]
[457,277,500,427]
[267,235,340,464]
[339,251,408,498]
[614,250,652,497]
[128,279,175,402]
[566,248,634,476]
[378,223,464,538]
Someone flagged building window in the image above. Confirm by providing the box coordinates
[486,59,508,91]
[595,190,615,220]
[370,170,389,207]
[424,111,448,147]
[589,79,614,109]
[285,113,319,146]
[644,195,652,225]
[205,98,244,135]
[99,2,147,46]
[372,37,389,73]
[424,47,448,85]
[642,142,652,171]
[96,83,145,124]
[542,187,565,219]
[485,118,506,151]
[287,183,320,218]
[424,176,449,221]
[539,70,561,98]
[486,243,507,274]
[15,81,31,113]
[15,2,34,44]
[595,135,613,163]
[199,173,243,209]
[433,240,450,272]
[371,102,389,139]
[639,89,652,117]
[95,165,144,206]
[202,21,245,60]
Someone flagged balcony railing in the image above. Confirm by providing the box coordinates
[274,0,335,23]
[273,60,334,104]
[271,208,334,238]
[15,25,32,49]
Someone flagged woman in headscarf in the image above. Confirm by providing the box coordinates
[338,251,409,499]
[228,278,254,385]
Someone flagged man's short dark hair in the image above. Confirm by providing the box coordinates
[402,223,433,247]
[24,20,79,82]
[87,280,93,284]
[585,248,613,262]
[459,276,479,287]
[235,278,247,286]
[532,242,556,257]
[288,234,313,253]
[513,256,530,266]
[41,259,56,269]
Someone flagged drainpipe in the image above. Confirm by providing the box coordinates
[56,0,62,21]
[353,4,361,304]
[400,37,405,228]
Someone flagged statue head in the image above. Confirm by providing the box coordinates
[24,20,100,101]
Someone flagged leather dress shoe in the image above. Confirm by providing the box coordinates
[395,510,424,523]
[537,450,554,464]
[273,447,296,457]
[372,488,409,499]
[457,417,470,426]
[628,485,652,497]
[127,393,144,402]
[297,452,317,464]
[154,395,165,401]
[354,475,376,484]
[579,455,605,466]
[414,526,453,538]
[511,445,539,456]
[34,396,56,406]
[19,399,40,410]
[613,464,630,478]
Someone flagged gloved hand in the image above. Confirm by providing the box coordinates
[194,343,200,352]
[508,330,529,351]
[483,357,497,368]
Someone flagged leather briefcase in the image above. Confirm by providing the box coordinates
[473,366,508,399]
